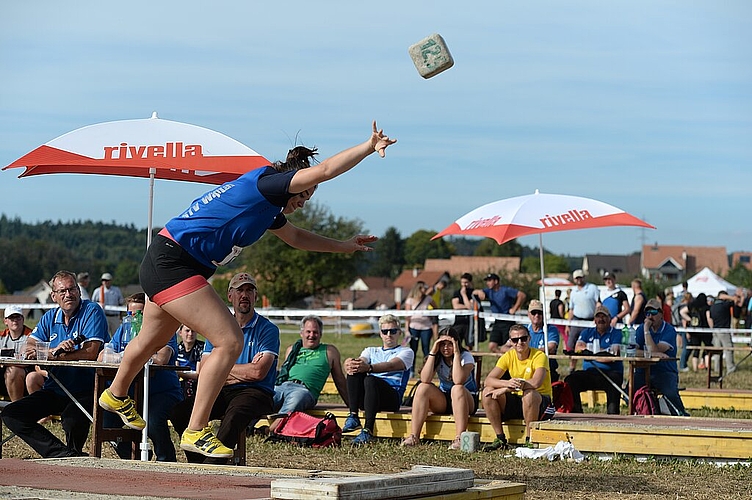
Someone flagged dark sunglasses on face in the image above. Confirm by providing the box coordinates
[645,309,661,316]
[510,335,529,344]
[530,311,543,316]
[380,328,400,336]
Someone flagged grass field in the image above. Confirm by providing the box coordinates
[2,325,751,499]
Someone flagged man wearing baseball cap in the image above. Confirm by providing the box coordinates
[564,305,624,415]
[169,272,280,464]
[565,270,599,366]
[635,298,688,415]
[473,273,526,353]
[91,272,125,334]
[1,305,33,401]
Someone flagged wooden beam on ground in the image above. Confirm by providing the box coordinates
[530,413,752,459]
[680,388,752,411]
[270,465,476,500]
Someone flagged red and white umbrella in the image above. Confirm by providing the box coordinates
[3,112,270,246]
[433,190,653,245]
[2,113,270,462]
[433,190,655,351]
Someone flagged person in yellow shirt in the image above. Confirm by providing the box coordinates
[482,324,553,450]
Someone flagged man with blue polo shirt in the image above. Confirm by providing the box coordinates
[565,305,624,414]
[170,272,279,464]
[635,298,688,416]
[1,270,108,457]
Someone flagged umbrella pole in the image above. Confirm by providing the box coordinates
[539,234,549,359]
[140,361,151,461]
[147,168,156,249]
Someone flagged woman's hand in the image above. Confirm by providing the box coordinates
[346,234,378,252]
[370,121,397,158]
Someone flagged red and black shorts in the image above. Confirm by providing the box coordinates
[139,231,215,307]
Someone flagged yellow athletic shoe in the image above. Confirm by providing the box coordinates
[98,388,146,430]
[180,427,233,458]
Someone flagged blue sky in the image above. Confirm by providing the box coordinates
[1,1,750,257]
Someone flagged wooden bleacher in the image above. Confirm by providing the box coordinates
[312,378,752,460]
[321,378,752,412]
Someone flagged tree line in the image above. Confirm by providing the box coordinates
[0,205,576,306]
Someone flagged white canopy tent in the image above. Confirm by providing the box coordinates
[672,267,738,297]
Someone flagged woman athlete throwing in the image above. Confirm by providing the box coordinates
[100,121,396,457]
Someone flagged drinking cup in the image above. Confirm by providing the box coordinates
[36,341,50,361]
[14,338,27,360]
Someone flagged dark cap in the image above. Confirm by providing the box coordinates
[484,273,500,281]
[603,272,615,280]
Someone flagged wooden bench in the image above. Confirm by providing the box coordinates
[304,403,528,445]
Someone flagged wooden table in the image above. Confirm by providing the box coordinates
[686,346,752,388]
[0,358,186,458]
[551,354,668,414]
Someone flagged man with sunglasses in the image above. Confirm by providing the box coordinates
[482,324,554,451]
[342,314,413,445]
[2,270,109,457]
[564,305,624,414]
[635,298,688,416]
[499,300,560,382]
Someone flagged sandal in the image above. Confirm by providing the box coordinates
[401,434,420,447]
[448,436,461,450]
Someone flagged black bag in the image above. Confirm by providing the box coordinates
[402,381,420,407]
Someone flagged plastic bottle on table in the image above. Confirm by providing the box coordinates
[626,326,637,357]
[121,311,133,350]
[132,310,142,337]
[621,325,630,346]
[102,342,118,363]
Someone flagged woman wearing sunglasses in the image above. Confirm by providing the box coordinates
[401,327,478,450]
[342,314,414,445]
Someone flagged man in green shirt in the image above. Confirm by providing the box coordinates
[273,315,348,413]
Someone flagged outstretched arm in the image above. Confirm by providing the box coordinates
[271,223,377,253]
[288,121,396,194]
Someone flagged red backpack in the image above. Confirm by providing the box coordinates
[265,411,342,448]
[632,386,659,415]
[551,380,574,413]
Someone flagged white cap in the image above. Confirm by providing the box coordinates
[4,305,23,319]
[101,273,113,281]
